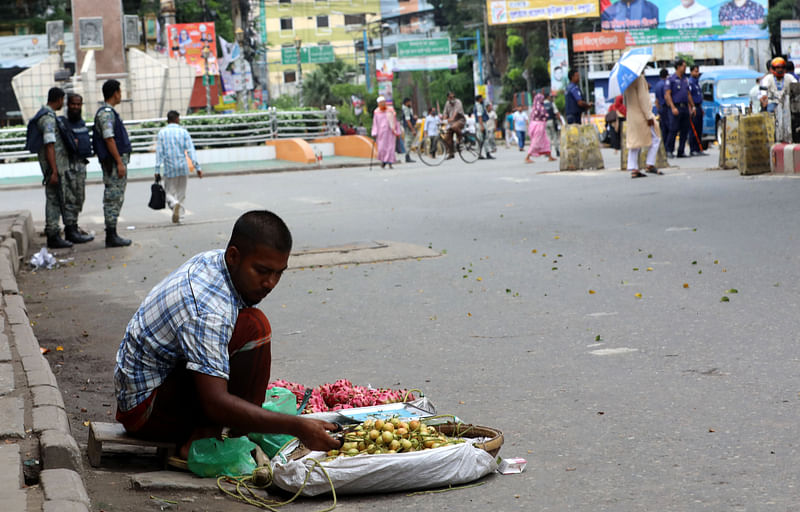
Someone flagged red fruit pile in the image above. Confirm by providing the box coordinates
[267,378,416,413]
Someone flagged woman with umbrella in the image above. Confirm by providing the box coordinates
[525,93,557,163]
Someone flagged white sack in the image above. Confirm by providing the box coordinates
[271,442,497,496]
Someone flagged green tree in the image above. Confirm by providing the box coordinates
[765,0,795,55]
[301,59,358,108]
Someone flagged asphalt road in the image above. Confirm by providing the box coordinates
[6,145,800,511]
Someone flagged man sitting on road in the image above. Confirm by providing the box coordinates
[442,91,465,159]
[114,210,340,459]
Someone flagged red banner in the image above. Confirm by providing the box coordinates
[166,22,218,76]
[572,31,627,53]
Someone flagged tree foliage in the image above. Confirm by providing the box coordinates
[765,0,795,55]
[301,59,358,108]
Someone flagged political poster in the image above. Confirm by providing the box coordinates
[600,0,768,40]
[166,22,218,76]
[487,0,598,25]
[549,39,568,93]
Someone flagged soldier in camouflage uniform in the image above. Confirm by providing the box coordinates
[93,79,131,247]
[60,93,94,244]
[34,88,72,249]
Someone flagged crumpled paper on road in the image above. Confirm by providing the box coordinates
[30,247,56,269]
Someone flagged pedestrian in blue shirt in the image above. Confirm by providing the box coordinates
[601,0,660,30]
[688,65,707,156]
[653,68,669,137]
[565,69,593,124]
[664,58,695,158]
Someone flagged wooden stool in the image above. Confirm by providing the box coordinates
[87,422,176,468]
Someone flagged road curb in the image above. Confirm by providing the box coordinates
[0,210,90,511]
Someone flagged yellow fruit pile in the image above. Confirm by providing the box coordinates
[326,418,463,457]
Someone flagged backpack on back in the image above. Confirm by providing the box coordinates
[24,108,51,153]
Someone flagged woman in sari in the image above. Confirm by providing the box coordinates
[525,93,557,163]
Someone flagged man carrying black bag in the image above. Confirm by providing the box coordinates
[149,175,166,210]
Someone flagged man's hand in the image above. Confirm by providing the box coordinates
[647,119,655,127]
[117,160,127,179]
[671,106,679,116]
[154,172,161,181]
[294,418,341,452]
[197,170,203,179]
[48,171,58,186]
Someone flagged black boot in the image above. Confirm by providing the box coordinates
[405,154,415,163]
[47,233,73,249]
[65,225,94,244]
[105,227,131,248]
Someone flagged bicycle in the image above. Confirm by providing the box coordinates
[417,126,481,166]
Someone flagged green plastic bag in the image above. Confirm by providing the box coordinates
[187,436,257,478]
[248,387,298,459]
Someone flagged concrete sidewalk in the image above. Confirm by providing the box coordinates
[0,211,89,512]
[0,155,374,189]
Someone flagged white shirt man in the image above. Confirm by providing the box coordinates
[666,0,712,28]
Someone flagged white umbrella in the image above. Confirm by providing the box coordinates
[607,46,654,101]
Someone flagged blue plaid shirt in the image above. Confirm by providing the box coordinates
[155,123,200,178]
[114,250,247,412]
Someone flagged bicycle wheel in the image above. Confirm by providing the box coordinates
[418,136,448,166]
[458,135,481,163]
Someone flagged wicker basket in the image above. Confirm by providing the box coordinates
[432,423,504,457]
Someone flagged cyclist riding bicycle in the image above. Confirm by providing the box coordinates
[442,91,465,159]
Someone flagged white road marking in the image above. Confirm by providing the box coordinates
[498,177,531,183]
[228,201,264,211]
[590,347,638,356]
[587,312,618,317]
[666,227,695,232]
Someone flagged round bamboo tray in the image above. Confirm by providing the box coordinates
[433,423,504,457]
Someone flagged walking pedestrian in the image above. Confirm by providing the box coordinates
[565,69,593,124]
[371,96,402,169]
[30,87,72,248]
[664,58,695,158]
[473,95,494,159]
[155,111,202,224]
[543,91,562,157]
[424,107,441,157]
[504,109,516,148]
[653,68,669,141]
[485,103,498,153]
[688,65,707,156]
[525,93,556,163]
[761,57,797,143]
[93,79,132,247]
[512,105,528,151]
[60,93,95,244]
[625,73,663,178]
[401,97,417,163]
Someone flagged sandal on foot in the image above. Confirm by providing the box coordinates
[631,171,647,179]
[646,167,663,175]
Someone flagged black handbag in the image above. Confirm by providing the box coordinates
[148,175,166,210]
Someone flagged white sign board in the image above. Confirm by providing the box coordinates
[376,54,457,72]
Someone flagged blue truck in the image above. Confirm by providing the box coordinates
[698,68,763,144]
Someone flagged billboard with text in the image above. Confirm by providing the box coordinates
[487,0,598,25]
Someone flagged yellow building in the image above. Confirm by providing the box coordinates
[259,0,381,98]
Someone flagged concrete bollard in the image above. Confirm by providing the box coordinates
[559,124,605,171]
[619,123,669,170]
[718,115,739,169]
[738,114,771,175]
[769,143,800,174]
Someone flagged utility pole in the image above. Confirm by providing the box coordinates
[295,37,303,107]
[482,3,491,99]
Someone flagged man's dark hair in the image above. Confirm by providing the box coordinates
[475,94,482,101]
[102,79,121,100]
[447,91,455,97]
[167,110,180,123]
[66,92,82,103]
[568,69,579,81]
[690,65,699,72]
[674,58,685,68]
[47,87,65,103]
[402,97,411,104]
[659,68,668,78]
[228,210,292,255]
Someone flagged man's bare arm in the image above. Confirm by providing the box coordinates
[192,372,340,451]
[104,137,127,178]
[44,143,58,185]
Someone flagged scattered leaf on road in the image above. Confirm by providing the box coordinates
[646,267,653,271]
[726,288,738,294]
[588,290,596,294]
[56,346,64,352]
[683,283,689,288]
[720,296,730,302]
[635,293,642,298]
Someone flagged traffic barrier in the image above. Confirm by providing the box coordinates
[718,115,739,169]
[559,124,604,171]
[769,143,800,174]
[619,123,669,170]
[737,114,771,175]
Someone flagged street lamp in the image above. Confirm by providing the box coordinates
[295,36,303,107]
[201,43,212,114]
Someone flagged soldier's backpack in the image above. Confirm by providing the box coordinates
[24,107,53,153]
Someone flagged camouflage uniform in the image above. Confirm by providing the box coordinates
[96,103,129,230]
[64,154,87,222]
[36,106,73,236]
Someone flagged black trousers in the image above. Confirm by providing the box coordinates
[666,104,690,155]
